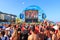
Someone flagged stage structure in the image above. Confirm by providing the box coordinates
[20,5,46,23]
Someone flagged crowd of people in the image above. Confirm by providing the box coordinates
[0,20,60,40]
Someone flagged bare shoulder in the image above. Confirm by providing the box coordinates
[28,35,32,40]
[28,34,39,40]
[34,34,39,40]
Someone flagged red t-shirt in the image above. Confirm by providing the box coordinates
[35,26,39,34]
[21,27,25,31]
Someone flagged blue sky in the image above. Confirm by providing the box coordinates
[0,0,60,22]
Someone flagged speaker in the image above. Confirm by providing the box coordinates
[20,14,24,19]
[42,13,46,19]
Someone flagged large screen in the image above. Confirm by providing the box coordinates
[25,10,38,22]
[25,10,38,19]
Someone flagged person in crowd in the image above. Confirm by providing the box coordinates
[0,20,60,40]
[16,24,19,30]
[5,24,9,28]
[35,24,39,34]
[2,24,6,30]
[44,27,51,40]
[50,28,57,40]
[38,24,44,40]
[28,25,39,40]
[40,24,45,33]
[17,27,21,40]
[0,30,5,40]
[50,23,54,28]
[21,25,29,40]
[7,24,12,38]
[10,25,18,40]
[4,28,10,40]
[0,31,2,40]
[57,27,60,40]
[10,24,14,36]
[0,26,3,32]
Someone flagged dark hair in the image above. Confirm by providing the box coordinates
[30,25,35,32]
[8,24,11,27]
[59,27,60,30]
[17,28,21,31]
[1,30,5,37]
[50,28,55,32]
[14,25,16,28]
[46,27,50,30]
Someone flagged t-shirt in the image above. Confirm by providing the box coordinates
[4,35,9,40]
[1,36,5,40]
[21,27,25,31]
[35,27,39,34]
[0,26,3,28]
